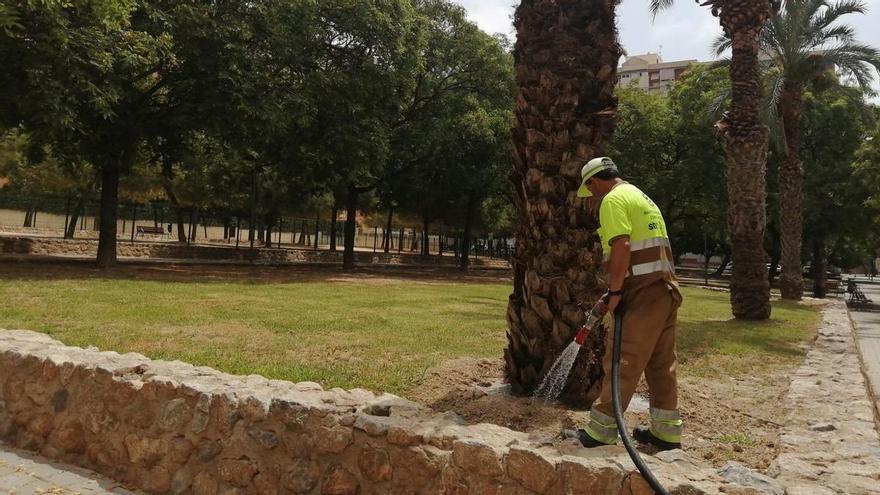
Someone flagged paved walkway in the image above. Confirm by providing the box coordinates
[0,442,136,494]
[768,302,880,494]
[846,276,880,423]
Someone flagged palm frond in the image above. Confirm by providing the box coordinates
[649,0,676,17]
[711,34,732,56]
[763,70,787,152]
[811,0,866,33]
[819,43,880,91]
[759,0,878,94]
[704,88,731,125]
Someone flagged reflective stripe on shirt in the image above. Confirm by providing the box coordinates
[631,237,671,251]
[632,259,675,277]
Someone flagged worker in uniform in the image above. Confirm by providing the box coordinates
[563,156,683,451]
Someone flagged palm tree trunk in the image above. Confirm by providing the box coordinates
[778,83,805,300]
[714,0,773,320]
[506,0,621,404]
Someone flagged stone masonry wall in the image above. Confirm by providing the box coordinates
[0,330,731,494]
[0,235,509,269]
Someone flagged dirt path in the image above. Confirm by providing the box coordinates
[405,356,793,471]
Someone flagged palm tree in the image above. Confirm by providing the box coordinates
[505,0,621,402]
[715,0,880,300]
[652,0,778,319]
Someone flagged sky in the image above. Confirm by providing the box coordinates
[450,0,880,96]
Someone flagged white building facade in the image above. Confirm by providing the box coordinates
[616,53,698,94]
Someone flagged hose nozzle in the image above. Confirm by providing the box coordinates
[573,299,608,346]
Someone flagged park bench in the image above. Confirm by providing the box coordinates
[135,225,167,238]
[846,280,872,307]
[823,279,843,297]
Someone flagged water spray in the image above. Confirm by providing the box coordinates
[533,298,607,401]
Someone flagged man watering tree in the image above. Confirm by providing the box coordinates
[562,156,684,451]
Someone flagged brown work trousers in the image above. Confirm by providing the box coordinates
[593,280,682,417]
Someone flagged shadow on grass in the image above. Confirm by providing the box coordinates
[0,258,512,285]
[676,299,819,373]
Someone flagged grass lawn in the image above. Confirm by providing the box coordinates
[0,270,821,395]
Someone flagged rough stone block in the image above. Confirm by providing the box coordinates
[218,458,258,487]
[282,458,321,494]
[452,440,504,478]
[359,445,393,482]
[160,398,193,432]
[315,425,353,454]
[321,465,360,495]
[124,435,169,467]
[506,447,558,494]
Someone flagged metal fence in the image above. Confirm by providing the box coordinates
[0,192,512,260]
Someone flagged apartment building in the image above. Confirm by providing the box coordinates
[616,53,698,94]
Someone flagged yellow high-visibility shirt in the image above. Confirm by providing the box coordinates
[597,183,678,295]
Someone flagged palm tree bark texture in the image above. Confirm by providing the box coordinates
[712,0,773,320]
[506,0,621,404]
[778,82,805,300]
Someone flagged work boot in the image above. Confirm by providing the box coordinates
[561,429,610,448]
[633,425,681,451]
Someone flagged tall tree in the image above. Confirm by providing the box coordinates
[715,0,880,300]
[506,0,620,402]
[706,0,778,319]
[1,1,170,267]
[803,89,874,294]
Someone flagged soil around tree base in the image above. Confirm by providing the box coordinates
[405,356,792,472]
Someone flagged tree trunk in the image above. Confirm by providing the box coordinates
[189,211,199,242]
[713,252,732,277]
[65,196,86,239]
[160,161,188,243]
[460,195,477,271]
[384,207,394,253]
[329,205,339,252]
[96,164,121,269]
[249,170,258,247]
[714,0,772,320]
[175,211,187,243]
[505,0,620,404]
[23,205,36,228]
[343,184,358,270]
[812,236,827,298]
[314,212,320,251]
[421,218,430,256]
[778,83,805,300]
[264,211,276,248]
[298,221,307,245]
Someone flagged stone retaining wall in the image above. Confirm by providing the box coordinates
[0,330,736,494]
[0,235,510,269]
